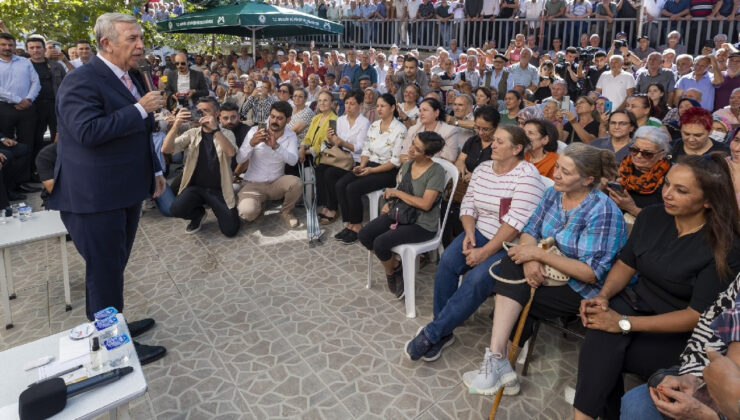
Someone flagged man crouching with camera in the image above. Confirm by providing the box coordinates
[162,96,240,236]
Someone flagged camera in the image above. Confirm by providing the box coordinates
[614,40,626,49]
[577,47,597,67]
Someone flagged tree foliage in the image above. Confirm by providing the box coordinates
[0,0,239,52]
[0,0,129,44]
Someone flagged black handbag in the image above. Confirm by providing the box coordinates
[388,168,418,228]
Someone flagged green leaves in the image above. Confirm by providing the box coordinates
[0,0,128,44]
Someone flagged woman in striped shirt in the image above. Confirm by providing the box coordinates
[463,143,627,396]
[404,125,546,363]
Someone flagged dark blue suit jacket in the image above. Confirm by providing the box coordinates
[48,55,162,214]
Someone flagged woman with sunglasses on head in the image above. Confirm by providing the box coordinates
[607,126,672,217]
[534,61,556,103]
[288,87,314,141]
[591,110,637,163]
[398,84,422,129]
[239,80,276,125]
[575,153,740,420]
[523,119,560,179]
[562,96,600,144]
[671,107,729,164]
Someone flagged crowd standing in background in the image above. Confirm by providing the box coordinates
[3,4,740,418]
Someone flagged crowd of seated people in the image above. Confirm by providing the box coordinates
[12,25,740,418]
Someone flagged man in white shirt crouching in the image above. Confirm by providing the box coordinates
[235,101,302,228]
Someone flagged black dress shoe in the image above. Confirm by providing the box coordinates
[128,318,155,337]
[8,191,27,201]
[134,341,166,365]
[17,183,41,193]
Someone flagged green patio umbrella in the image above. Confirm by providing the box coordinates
[156,1,343,58]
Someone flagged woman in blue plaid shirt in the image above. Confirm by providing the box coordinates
[464,143,628,396]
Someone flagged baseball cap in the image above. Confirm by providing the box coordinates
[616,32,627,38]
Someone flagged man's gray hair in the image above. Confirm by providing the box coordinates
[455,93,473,106]
[94,13,137,46]
[714,33,728,42]
[633,126,670,153]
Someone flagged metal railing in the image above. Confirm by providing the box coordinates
[292,18,736,55]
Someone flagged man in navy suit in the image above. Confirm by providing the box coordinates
[48,13,166,364]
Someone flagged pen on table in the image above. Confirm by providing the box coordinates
[27,364,84,387]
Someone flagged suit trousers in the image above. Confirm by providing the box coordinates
[33,99,56,170]
[170,185,240,237]
[0,143,31,191]
[60,203,141,321]
[0,102,36,183]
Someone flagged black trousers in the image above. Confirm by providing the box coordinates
[33,99,56,170]
[574,296,691,420]
[493,279,583,344]
[316,163,351,211]
[441,200,462,248]
[170,185,240,237]
[60,203,141,321]
[0,102,36,183]
[335,164,398,224]
[0,142,31,191]
[0,171,8,209]
[358,213,436,261]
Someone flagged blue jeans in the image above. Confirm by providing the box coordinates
[439,21,451,45]
[154,183,175,217]
[424,230,507,343]
[620,384,667,420]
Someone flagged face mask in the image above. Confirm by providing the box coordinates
[709,130,726,142]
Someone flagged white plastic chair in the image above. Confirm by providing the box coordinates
[365,189,385,289]
[557,141,568,154]
[540,175,554,189]
[366,158,459,318]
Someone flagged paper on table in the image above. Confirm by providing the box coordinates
[38,354,90,383]
[59,335,89,362]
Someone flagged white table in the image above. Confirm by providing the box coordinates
[0,314,147,420]
[0,210,71,329]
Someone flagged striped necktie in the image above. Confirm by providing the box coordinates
[121,73,141,100]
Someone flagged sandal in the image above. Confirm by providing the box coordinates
[318,213,336,225]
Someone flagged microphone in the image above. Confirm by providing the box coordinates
[137,59,155,93]
[19,367,134,419]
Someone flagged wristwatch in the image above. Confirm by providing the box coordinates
[454,119,459,126]
[618,315,632,335]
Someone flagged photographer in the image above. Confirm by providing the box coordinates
[555,47,582,100]
[579,50,609,95]
[162,97,240,237]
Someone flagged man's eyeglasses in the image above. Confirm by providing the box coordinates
[175,62,187,66]
[474,126,495,133]
[629,146,659,159]
[279,89,290,94]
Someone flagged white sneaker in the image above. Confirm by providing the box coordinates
[462,348,518,396]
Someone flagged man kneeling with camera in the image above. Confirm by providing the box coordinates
[162,97,240,236]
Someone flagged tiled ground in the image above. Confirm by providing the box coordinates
[0,194,579,419]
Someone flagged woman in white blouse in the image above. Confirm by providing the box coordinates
[333,93,407,244]
[317,89,370,224]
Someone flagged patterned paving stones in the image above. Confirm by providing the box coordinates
[0,201,577,419]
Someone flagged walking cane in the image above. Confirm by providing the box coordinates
[488,287,536,420]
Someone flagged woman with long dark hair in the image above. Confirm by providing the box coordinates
[647,83,669,120]
[575,153,740,420]
[500,90,524,126]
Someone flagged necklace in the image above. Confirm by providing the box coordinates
[677,222,705,237]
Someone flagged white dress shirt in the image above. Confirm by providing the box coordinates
[336,114,371,162]
[237,127,299,183]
